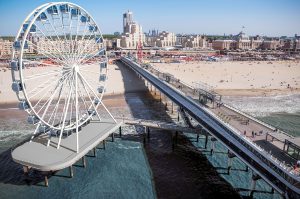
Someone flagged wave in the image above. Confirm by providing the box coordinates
[116,143,141,150]
[0,130,32,142]
[222,94,300,117]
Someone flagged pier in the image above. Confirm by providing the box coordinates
[120,56,300,198]
[12,117,121,176]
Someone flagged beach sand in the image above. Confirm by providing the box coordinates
[151,60,300,96]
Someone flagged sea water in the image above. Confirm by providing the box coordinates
[0,94,299,199]
[0,108,156,199]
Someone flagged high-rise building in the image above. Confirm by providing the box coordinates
[120,10,145,49]
[123,10,133,34]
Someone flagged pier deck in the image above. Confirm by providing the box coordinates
[12,119,122,171]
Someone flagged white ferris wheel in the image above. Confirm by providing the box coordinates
[11,2,116,152]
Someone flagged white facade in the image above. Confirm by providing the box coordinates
[147,31,176,48]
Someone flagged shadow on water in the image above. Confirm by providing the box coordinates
[115,61,241,199]
[0,149,48,186]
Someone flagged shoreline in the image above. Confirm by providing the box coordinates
[1,88,300,108]
[215,88,300,97]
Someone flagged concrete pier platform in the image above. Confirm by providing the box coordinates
[12,119,122,171]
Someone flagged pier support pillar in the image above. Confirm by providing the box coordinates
[196,134,199,142]
[210,137,217,155]
[249,173,261,197]
[154,87,156,95]
[69,166,74,178]
[147,127,150,140]
[159,92,161,102]
[204,134,208,149]
[177,111,180,121]
[93,147,96,157]
[245,165,249,172]
[119,126,122,137]
[44,176,49,187]
[103,140,106,150]
[23,166,29,175]
[82,156,86,168]
[111,132,115,142]
[171,102,174,114]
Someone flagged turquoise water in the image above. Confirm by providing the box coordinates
[186,133,281,199]
[258,112,300,136]
[0,138,156,199]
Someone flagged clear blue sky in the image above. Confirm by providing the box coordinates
[0,0,299,36]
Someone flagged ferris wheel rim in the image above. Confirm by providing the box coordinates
[12,2,108,131]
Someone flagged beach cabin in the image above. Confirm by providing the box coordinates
[36,12,47,21]
[60,4,70,13]
[27,115,39,124]
[18,101,29,110]
[11,60,24,71]
[47,5,58,15]
[99,74,106,81]
[71,8,81,18]
[97,86,104,93]
[80,16,90,23]
[13,41,29,50]
[12,81,23,92]
[89,25,98,32]
[23,24,36,33]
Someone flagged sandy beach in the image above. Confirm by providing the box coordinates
[1,60,300,105]
[151,60,300,96]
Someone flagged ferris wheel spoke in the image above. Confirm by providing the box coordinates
[32,71,71,111]
[74,36,99,65]
[73,26,97,64]
[79,72,102,91]
[47,79,66,126]
[36,72,69,114]
[23,59,61,67]
[26,40,67,66]
[77,41,104,64]
[24,69,62,81]
[33,23,68,63]
[71,12,81,63]
[78,73,102,121]
[38,21,69,62]
[28,70,71,98]
[57,74,74,149]
[38,74,68,121]
[27,75,59,97]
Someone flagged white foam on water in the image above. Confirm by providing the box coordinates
[116,143,141,150]
[0,130,32,142]
[223,94,300,117]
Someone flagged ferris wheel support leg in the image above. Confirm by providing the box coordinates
[57,85,73,149]
[75,72,79,153]
[101,102,117,124]
[30,123,41,142]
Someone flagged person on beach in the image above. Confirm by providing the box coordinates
[252,131,255,138]
[244,130,246,135]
